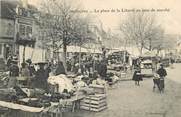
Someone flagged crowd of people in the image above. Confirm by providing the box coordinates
[5,52,170,94]
[5,53,110,92]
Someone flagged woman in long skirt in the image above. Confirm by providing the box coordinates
[132,67,142,86]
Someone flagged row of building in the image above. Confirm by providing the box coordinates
[0,0,37,60]
[0,0,108,65]
[1,0,181,68]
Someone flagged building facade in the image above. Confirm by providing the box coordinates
[0,0,16,60]
[0,0,37,64]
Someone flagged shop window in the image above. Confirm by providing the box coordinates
[19,24,26,36]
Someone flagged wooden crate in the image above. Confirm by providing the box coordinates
[89,85,106,94]
[80,94,107,112]
[84,94,106,101]
[80,105,107,112]
[81,98,106,104]
[80,102,107,108]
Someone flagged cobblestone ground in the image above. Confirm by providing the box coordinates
[66,63,181,117]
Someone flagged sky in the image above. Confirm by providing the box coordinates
[28,0,181,34]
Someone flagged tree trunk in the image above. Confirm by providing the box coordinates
[156,49,160,56]
[79,45,81,68]
[23,45,26,63]
[140,46,143,56]
[62,31,67,73]
[52,40,56,59]
[140,41,145,56]
[63,44,67,73]
[149,38,152,51]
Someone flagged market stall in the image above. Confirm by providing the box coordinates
[0,72,108,116]
[161,58,170,67]
[107,51,131,71]
[140,59,154,77]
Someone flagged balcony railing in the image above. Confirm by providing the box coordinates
[16,32,36,47]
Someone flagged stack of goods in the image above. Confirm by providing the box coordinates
[91,78,107,86]
[0,86,51,108]
[90,77,107,94]
[0,88,17,102]
[74,80,88,89]
[8,86,50,108]
[0,72,9,87]
[48,74,75,93]
[16,90,74,108]
[80,94,107,112]
[17,98,51,108]
[105,72,119,86]
[80,78,108,112]
[89,84,106,94]
[73,75,94,85]
[0,86,37,103]
[0,58,5,71]
[47,91,73,102]
[144,64,152,69]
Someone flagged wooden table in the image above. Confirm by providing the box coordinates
[60,94,86,112]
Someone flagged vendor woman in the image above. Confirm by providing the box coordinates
[132,66,143,86]
[33,62,49,92]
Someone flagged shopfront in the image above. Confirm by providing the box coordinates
[0,18,15,60]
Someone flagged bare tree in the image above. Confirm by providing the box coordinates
[162,34,177,50]
[37,0,93,70]
[120,13,165,55]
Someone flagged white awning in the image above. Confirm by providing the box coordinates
[19,46,46,64]
[58,46,88,53]
[58,46,102,54]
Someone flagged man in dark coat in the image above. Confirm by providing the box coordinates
[34,63,48,91]
[157,64,167,89]
[98,60,107,79]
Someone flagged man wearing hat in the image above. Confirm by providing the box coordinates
[157,64,167,92]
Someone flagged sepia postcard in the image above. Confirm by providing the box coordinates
[0,0,181,117]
